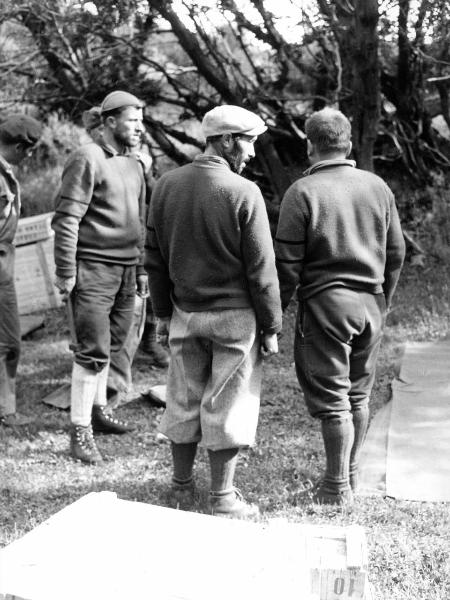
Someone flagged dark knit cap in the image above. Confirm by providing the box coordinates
[100,91,144,114]
[0,114,43,145]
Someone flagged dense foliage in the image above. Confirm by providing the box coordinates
[1,1,450,216]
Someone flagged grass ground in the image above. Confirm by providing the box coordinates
[1,259,449,599]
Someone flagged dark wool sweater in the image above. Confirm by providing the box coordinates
[52,141,146,278]
[145,154,282,334]
[275,160,406,310]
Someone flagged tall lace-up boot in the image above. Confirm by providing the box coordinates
[70,424,103,464]
[91,405,134,434]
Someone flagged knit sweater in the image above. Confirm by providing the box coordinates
[52,141,146,278]
[145,154,282,334]
[275,160,406,309]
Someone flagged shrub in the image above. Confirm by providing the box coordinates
[17,113,89,217]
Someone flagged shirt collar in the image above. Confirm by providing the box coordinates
[303,158,356,176]
[193,154,231,169]
[96,139,133,157]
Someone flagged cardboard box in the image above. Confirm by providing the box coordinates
[14,235,62,315]
[0,492,372,600]
[14,212,54,247]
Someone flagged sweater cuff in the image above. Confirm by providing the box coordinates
[261,321,282,335]
[55,265,76,278]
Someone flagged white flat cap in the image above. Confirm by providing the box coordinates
[201,105,267,138]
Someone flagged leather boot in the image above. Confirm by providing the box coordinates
[210,488,259,519]
[139,322,170,368]
[91,405,134,434]
[70,424,103,464]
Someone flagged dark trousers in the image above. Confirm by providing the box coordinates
[108,295,146,394]
[72,260,136,372]
[0,245,20,416]
[294,287,386,419]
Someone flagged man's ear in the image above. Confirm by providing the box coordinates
[221,133,233,149]
[346,141,353,157]
[105,115,116,130]
[307,139,314,157]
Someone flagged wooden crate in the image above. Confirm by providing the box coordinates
[14,235,62,315]
[0,492,373,600]
[14,212,54,247]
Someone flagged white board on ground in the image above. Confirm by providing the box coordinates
[0,492,370,600]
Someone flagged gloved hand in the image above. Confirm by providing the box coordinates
[55,276,76,302]
[136,274,149,298]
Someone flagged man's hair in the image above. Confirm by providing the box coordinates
[101,104,140,123]
[205,132,251,145]
[305,107,351,153]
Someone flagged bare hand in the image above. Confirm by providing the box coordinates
[156,317,171,347]
[136,274,149,298]
[260,332,278,358]
[55,276,76,302]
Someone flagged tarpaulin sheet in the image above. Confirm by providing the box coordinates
[385,341,450,502]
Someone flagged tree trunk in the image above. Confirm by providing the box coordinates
[350,0,380,171]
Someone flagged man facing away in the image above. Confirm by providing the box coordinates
[275,107,406,506]
[0,115,43,427]
[146,105,282,517]
[52,91,148,464]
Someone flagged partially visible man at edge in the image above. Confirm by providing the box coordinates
[0,115,43,427]
[275,107,406,506]
[146,105,282,518]
[52,91,148,464]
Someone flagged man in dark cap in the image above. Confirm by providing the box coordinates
[146,105,282,517]
[52,90,148,464]
[81,106,169,408]
[0,114,43,426]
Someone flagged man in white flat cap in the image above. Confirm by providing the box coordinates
[145,104,282,518]
[52,90,148,464]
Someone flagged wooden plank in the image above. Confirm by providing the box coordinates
[14,236,62,315]
[14,212,54,247]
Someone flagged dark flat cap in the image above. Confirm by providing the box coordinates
[0,114,43,145]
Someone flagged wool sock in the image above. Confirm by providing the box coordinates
[349,405,370,491]
[208,448,240,493]
[70,362,99,427]
[321,415,354,494]
[93,362,109,408]
[171,441,198,485]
